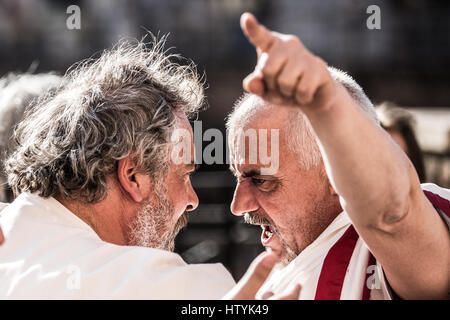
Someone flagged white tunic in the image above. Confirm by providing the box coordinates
[0,193,236,299]
[256,183,450,300]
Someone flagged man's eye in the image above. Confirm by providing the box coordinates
[251,177,278,192]
[252,178,266,186]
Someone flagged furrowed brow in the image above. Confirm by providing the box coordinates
[241,169,260,178]
[229,166,261,178]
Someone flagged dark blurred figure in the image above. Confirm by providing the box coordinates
[0,72,61,202]
[376,102,426,182]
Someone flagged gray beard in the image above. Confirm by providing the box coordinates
[276,237,297,266]
[127,185,188,251]
[244,212,298,265]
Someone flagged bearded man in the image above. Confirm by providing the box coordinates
[226,13,450,300]
[0,38,298,300]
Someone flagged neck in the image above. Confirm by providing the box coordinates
[54,195,128,246]
[296,196,342,255]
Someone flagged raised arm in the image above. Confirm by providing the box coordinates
[240,12,450,299]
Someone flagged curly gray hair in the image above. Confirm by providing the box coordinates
[6,36,204,203]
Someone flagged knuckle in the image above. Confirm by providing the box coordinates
[284,35,301,46]
[315,56,328,70]
[304,95,313,105]
[296,86,313,104]
[296,84,309,96]
[279,88,293,98]
[278,77,293,91]
[272,36,282,46]
[262,64,277,77]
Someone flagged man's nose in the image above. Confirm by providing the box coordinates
[231,181,258,216]
[185,180,199,212]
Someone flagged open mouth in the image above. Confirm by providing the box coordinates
[261,224,274,245]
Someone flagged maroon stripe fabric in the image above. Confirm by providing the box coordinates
[313,187,448,300]
[315,225,359,300]
[362,253,376,300]
[423,190,450,218]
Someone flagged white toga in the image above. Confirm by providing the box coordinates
[256,183,450,300]
[0,192,236,299]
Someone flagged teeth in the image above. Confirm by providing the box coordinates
[265,229,273,238]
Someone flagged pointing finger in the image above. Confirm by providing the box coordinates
[240,12,275,52]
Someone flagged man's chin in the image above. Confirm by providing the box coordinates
[159,212,189,251]
[265,245,281,258]
[265,243,297,266]
[265,248,288,267]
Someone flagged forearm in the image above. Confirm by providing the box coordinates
[303,84,415,227]
[240,12,449,299]
[239,13,418,227]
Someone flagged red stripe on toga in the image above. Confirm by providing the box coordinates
[315,225,359,300]
[423,190,450,218]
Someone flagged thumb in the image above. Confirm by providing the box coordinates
[223,252,278,300]
[243,71,265,95]
[240,12,274,52]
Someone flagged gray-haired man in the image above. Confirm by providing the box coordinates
[0,38,300,299]
[227,13,449,300]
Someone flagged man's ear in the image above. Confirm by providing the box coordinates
[117,156,145,203]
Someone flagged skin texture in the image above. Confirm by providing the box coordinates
[229,105,341,264]
[239,12,450,299]
[387,129,408,154]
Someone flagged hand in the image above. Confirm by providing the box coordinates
[223,252,301,300]
[240,12,337,110]
[0,226,4,245]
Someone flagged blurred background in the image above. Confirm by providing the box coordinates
[0,0,449,281]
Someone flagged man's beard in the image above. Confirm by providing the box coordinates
[127,184,188,251]
[244,212,298,265]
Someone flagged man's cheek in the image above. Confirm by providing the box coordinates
[256,198,281,223]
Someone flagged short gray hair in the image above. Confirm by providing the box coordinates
[6,36,204,203]
[227,67,379,170]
